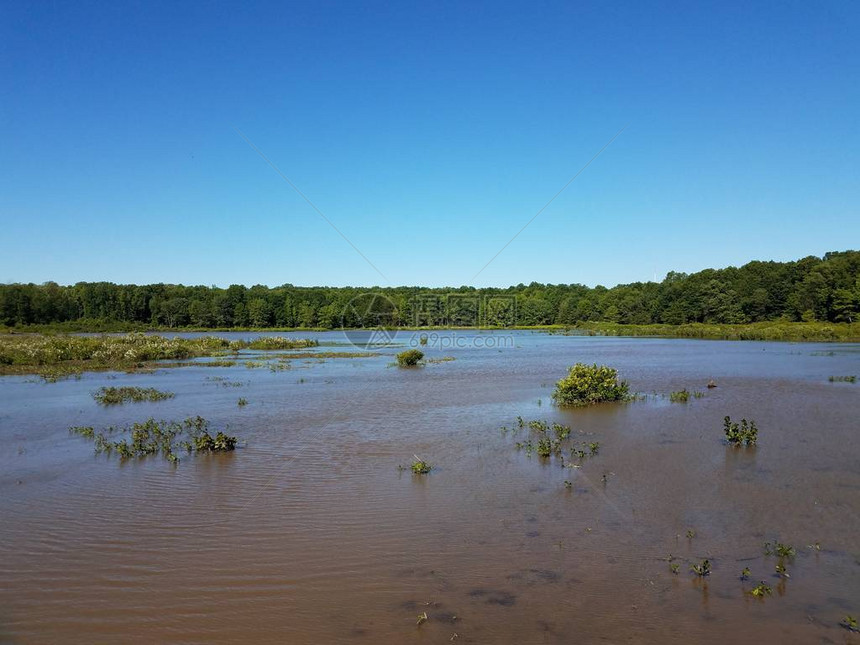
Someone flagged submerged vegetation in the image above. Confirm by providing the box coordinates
[749,582,773,598]
[0,333,320,377]
[70,416,237,465]
[396,349,424,367]
[244,337,318,350]
[828,375,857,383]
[723,416,759,446]
[669,389,690,403]
[400,455,432,474]
[93,386,175,405]
[690,560,711,577]
[551,364,630,407]
[841,615,859,632]
[764,541,796,558]
[504,417,601,483]
[668,389,705,403]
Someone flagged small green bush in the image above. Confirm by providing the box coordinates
[724,416,758,446]
[410,455,432,474]
[396,349,424,367]
[552,363,629,407]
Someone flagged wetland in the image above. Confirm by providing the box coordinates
[0,330,858,643]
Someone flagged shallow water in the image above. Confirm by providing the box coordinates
[1,331,859,644]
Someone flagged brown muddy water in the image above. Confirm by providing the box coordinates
[1,331,859,644]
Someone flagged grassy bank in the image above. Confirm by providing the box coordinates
[564,321,860,342]
[0,333,319,378]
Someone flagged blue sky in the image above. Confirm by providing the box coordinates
[1,0,857,288]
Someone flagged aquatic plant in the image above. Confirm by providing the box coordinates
[764,541,795,558]
[244,337,319,350]
[829,375,857,383]
[686,529,696,539]
[740,567,751,580]
[528,419,548,433]
[553,423,571,440]
[669,389,690,403]
[775,563,790,578]
[93,386,175,405]
[424,356,456,364]
[724,416,758,446]
[212,431,237,451]
[396,349,424,367]
[841,615,858,632]
[419,335,428,346]
[70,426,95,439]
[536,437,554,458]
[690,559,711,576]
[749,582,773,597]
[0,332,323,377]
[416,611,428,626]
[237,397,248,407]
[70,416,236,465]
[410,455,432,474]
[551,363,630,407]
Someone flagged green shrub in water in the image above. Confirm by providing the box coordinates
[552,363,630,407]
[396,349,424,367]
[724,416,758,446]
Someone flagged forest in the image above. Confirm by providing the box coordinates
[1,251,858,329]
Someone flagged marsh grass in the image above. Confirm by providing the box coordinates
[0,333,319,377]
[93,386,174,405]
[570,321,860,342]
[277,351,373,359]
[668,388,706,403]
[511,418,600,473]
[424,356,456,364]
[244,337,319,350]
[70,416,237,466]
[829,375,857,383]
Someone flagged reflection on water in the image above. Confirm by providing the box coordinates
[1,331,859,643]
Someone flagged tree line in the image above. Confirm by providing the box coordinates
[1,251,858,329]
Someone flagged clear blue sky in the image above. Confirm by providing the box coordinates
[1,0,858,288]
